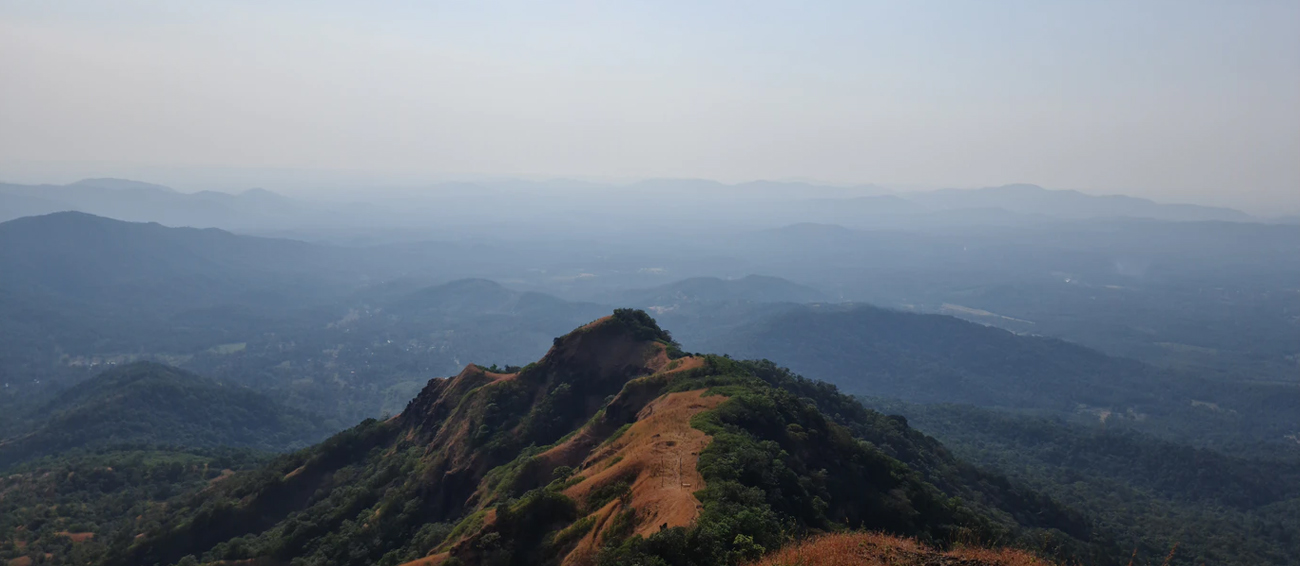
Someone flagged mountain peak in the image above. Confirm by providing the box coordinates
[401,310,678,430]
[112,312,1095,566]
[538,309,681,376]
[403,310,679,430]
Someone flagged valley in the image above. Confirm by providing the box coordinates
[4,3,1294,562]
[0,191,1297,566]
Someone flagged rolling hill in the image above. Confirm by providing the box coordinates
[697,303,1165,410]
[0,178,313,228]
[865,399,1300,566]
[0,362,332,469]
[0,211,348,309]
[696,303,1300,451]
[103,311,1101,566]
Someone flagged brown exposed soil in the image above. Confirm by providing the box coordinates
[746,532,1053,566]
[55,531,95,543]
[393,322,714,566]
[559,389,727,565]
[8,557,33,566]
[481,370,519,382]
[397,552,449,566]
[647,351,705,376]
[578,316,613,331]
[209,469,235,484]
[532,354,705,475]
[403,318,674,521]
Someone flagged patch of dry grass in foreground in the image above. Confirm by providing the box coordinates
[747,532,1053,566]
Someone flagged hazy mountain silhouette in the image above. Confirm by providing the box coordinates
[901,184,1253,222]
[619,275,825,306]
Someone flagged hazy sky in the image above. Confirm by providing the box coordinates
[1,1,1297,212]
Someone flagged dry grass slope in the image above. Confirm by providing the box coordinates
[747,532,1053,566]
[559,388,727,566]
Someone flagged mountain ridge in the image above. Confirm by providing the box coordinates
[901,184,1253,222]
[105,311,1100,566]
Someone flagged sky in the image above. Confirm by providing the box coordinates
[1,0,1297,212]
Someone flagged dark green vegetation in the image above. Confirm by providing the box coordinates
[699,303,1300,454]
[92,314,1108,566]
[597,358,1104,566]
[0,362,331,469]
[0,448,270,566]
[863,399,1300,566]
[2,207,1299,565]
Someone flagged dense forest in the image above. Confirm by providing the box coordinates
[0,362,331,469]
[0,448,270,565]
[699,304,1300,455]
[863,399,1300,566]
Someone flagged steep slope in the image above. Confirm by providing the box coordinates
[104,311,1100,566]
[0,362,330,468]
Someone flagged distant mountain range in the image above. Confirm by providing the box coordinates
[0,211,349,310]
[0,193,1296,565]
[3,211,1297,447]
[0,178,312,229]
[900,183,1254,222]
[0,178,1271,240]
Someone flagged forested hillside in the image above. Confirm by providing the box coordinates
[0,362,330,469]
[701,303,1300,452]
[864,399,1300,566]
[0,448,270,566]
[97,312,1106,566]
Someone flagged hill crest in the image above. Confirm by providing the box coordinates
[0,362,329,469]
[107,311,1091,566]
